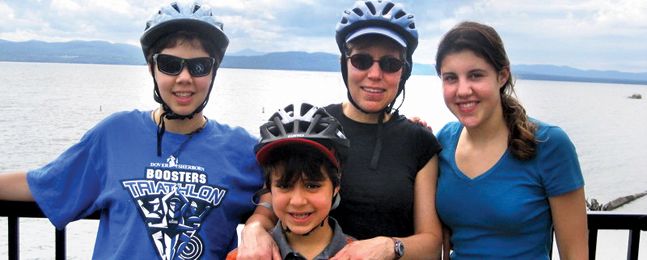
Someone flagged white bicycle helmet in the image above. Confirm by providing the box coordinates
[335,0,418,114]
[141,1,228,62]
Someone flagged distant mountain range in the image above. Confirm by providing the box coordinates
[0,39,144,65]
[1,39,646,85]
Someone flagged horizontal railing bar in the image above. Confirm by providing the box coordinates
[587,213,647,230]
[1,200,645,260]
[3,202,640,229]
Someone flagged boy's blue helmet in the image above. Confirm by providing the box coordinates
[141,1,228,62]
[255,103,349,169]
[335,0,418,113]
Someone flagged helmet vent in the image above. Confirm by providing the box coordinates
[383,2,395,16]
[193,4,201,13]
[300,104,313,117]
[394,10,406,19]
[352,7,364,17]
[171,3,180,12]
[254,103,350,167]
[266,125,280,137]
[365,2,376,15]
[314,122,330,133]
[409,22,416,29]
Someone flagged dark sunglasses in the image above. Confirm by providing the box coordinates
[153,53,216,77]
[347,53,406,73]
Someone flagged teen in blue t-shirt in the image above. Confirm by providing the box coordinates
[0,2,268,259]
[434,21,588,259]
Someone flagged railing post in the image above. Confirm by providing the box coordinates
[56,228,66,260]
[589,228,598,260]
[8,215,19,260]
[627,229,640,260]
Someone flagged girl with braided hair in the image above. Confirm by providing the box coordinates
[435,21,588,259]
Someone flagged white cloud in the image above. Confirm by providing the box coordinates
[444,0,647,38]
[92,0,139,16]
[50,0,82,12]
[0,0,644,72]
[422,0,646,72]
[209,1,246,11]
[0,2,15,20]
[592,0,647,34]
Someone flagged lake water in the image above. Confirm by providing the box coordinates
[1,61,646,259]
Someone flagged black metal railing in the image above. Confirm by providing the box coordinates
[1,200,645,260]
[0,200,100,260]
[587,212,646,260]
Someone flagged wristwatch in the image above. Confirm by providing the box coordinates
[392,238,405,259]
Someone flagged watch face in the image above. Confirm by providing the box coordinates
[394,239,405,258]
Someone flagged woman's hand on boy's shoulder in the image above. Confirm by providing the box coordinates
[237,222,281,260]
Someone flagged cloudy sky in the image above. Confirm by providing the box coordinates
[1,0,646,73]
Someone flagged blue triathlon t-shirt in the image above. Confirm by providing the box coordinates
[27,110,263,260]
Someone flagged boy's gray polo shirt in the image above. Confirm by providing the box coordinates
[271,217,354,260]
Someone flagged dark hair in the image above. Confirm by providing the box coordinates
[145,30,221,65]
[262,145,341,190]
[435,21,537,160]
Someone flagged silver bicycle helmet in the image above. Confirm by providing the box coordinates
[141,1,228,62]
[255,103,349,168]
[335,0,418,114]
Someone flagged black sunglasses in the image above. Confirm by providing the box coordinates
[153,54,216,77]
[347,53,406,73]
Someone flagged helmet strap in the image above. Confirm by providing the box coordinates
[251,188,273,211]
[341,54,404,115]
[156,111,167,157]
[149,62,218,156]
[331,192,341,210]
[281,191,338,237]
[369,112,385,170]
[282,216,328,237]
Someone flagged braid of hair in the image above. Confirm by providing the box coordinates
[501,90,537,161]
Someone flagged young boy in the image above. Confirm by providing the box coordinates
[228,103,354,260]
[0,1,266,259]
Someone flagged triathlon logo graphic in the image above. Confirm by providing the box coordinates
[122,163,227,260]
